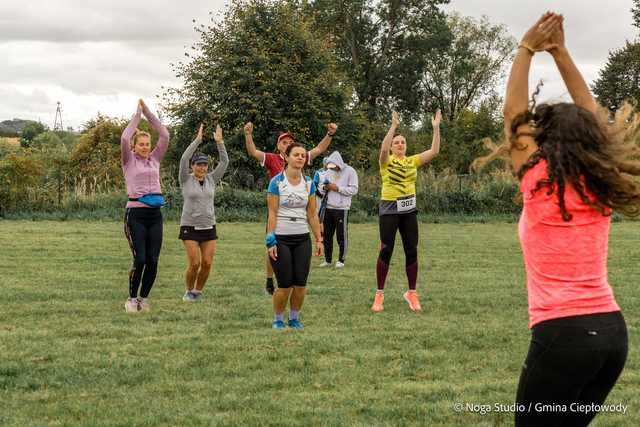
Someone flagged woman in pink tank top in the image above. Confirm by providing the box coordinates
[476,13,640,426]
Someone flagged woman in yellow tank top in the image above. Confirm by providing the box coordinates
[372,110,441,313]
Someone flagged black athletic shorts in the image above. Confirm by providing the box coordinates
[179,225,218,241]
[269,233,312,288]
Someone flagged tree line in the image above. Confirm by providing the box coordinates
[1,0,638,215]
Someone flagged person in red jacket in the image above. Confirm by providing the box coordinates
[244,121,337,295]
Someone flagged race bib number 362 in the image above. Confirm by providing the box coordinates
[396,195,416,212]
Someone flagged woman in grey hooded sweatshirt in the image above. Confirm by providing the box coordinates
[179,124,229,301]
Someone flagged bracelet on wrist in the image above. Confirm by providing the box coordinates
[518,43,535,55]
[327,132,335,137]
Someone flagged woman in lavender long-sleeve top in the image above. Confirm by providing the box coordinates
[121,99,170,313]
[178,124,229,302]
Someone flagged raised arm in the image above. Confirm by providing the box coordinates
[244,122,265,163]
[548,18,597,114]
[309,123,337,161]
[209,125,229,183]
[505,13,561,171]
[179,124,203,186]
[417,110,442,166]
[139,100,170,162]
[121,103,142,166]
[379,112,399,166]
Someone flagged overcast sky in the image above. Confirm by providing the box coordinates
[0,0,636,129]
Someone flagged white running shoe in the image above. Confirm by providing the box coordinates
[138,298,151,312]
[183,291,196,302]
[319,261,331,267]
[335,261,345,268]
[124,298,139,313]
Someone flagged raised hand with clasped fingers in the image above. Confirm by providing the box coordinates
[520,12,563,54]
[546,15,565,54]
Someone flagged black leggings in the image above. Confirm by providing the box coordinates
[270,234,311,288]
[515,311,628,427]
[124,207,163,298]
[376,212,419,290]
[323,208,349,263]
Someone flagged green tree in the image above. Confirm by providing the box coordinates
[31,130,79,150]
[425,97,504,173]
[20,121,47,148]
[593,42,640,109]
[0,151,43,212]
[308,0,451,121]
[69,115,127,194]
[422,13,516,123]
[593,1,640,109]
[164,0,350,186]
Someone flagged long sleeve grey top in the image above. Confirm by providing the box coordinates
[179,137,229,227]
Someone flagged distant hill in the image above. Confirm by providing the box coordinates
[0,119,41,137]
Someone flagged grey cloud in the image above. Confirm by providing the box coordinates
[446,0,637,62]
[0,87,53,112]
[0,0,225,43]
[0,0,637,128]
[1,40,181,96]
[0,87,55,125]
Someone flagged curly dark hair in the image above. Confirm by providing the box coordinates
[473,96,640,221]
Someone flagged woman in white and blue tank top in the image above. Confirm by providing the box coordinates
[266,143,324,329]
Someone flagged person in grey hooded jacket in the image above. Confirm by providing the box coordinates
[317,151,358,268]
[178,123,229,301]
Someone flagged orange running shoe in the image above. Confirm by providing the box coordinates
[403,291,422,312]
[371,291,385,312]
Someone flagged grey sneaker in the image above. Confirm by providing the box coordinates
[182,291,196,302]
[191,291,203,301]
[124,298,139,313]
[138,298,151,312]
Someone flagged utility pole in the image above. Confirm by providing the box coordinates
[53,102,63,131]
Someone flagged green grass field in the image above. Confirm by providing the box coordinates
[0,220,638,426]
